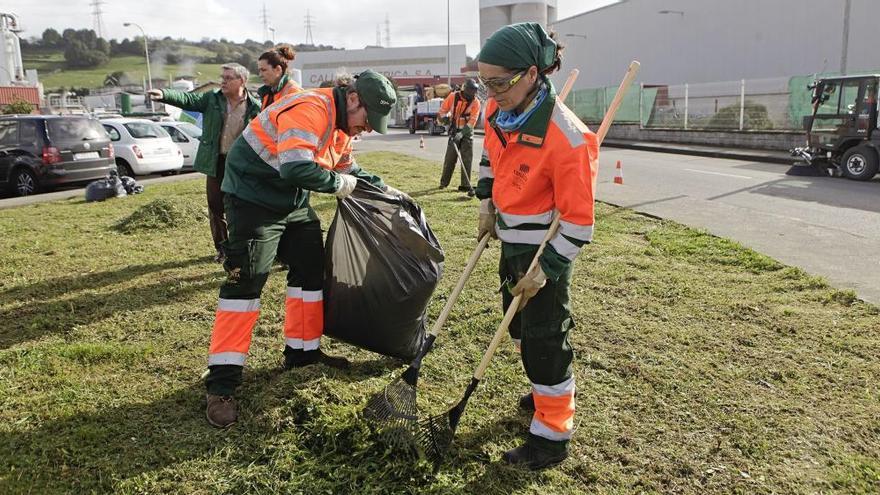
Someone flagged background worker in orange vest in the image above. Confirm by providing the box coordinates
[257,44,302,109]
[438,78,481,196]
[203,70,404,428]
[476,23,599,470]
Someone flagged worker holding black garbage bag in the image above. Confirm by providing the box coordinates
[203,70,410,429]
[475,22,599,470]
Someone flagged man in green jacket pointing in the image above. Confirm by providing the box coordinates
[148,63,261,262]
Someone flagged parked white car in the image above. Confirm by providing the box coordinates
[101,118,183,177]
[158,121,202,171]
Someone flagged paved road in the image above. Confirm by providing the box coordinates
[357,129,880,305]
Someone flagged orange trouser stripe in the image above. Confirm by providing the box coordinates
[303,299,323,341]
[532,393,576,434]
[210,309,259,355]
[284,290,304,339]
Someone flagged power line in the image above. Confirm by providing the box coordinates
[89,0,106,39]
[304,10,315,46]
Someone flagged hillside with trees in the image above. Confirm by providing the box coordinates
[20,28,338,92]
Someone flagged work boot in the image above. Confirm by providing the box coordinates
[502,443,568,471]
[284,349,350,370]
[457,186,472,192]
[205,394,238,428]
[466,189,476,198]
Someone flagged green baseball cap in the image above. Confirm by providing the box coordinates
[355,70,396,134]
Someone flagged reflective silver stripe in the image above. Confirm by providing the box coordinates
[533,376,575,397]
[286,287,302,299]
[279,128,319,146]
[552,102,587,149]
[479,164,494,179]
[550,234,581,261]
[559,220,594,242]
[258,111,278,141]
[481,148,489,160]
[280,149,315,163]
[285,337,321,351]
[217,298,260,312]
[302,290,323,303]
[243,127,281,171]
[530,417,573,441]
[496,228,548,245]
[208,352,247,366]
[497,209,553,227]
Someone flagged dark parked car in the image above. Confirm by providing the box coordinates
[0,115,115,196]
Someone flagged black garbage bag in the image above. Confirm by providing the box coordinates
[324,181,444,361]
[85,171,126,202]
[120,175,145,194]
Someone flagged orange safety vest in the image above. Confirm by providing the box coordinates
[261,78,303,109]
[241,87,338,172]
[440,91,481,129]
[481,95,599,263]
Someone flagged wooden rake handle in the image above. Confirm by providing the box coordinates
[427,233,490,338]
[471,61,641,381]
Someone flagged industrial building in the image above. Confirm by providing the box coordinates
[293,44,468,88]
[0,13,41,111]
[480,0,557,48]
[548,0,877,90]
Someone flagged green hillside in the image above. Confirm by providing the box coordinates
[22,48,244,91]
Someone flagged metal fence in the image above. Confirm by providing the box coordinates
[561,72,878,131]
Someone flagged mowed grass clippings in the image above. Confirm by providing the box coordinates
[0,151,878,494]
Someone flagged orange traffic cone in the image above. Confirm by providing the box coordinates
[613,160,624,185]
[419,136,425,150]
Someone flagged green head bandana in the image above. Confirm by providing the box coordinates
[477,22,557,71]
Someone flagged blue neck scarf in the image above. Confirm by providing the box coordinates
[495,82,548,132]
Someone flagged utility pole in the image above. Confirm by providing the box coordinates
[90,0,107,39]
[376,24,381,47]
[840,0,851,75]
[261,3,270,43]
[304,10,315,46]
[384,13,391,48]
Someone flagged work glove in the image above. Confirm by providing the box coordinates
[460,125,473,139]
[334,174,358,198]
[437,115,450,126]
[384,184,413,203]
[146,89,163,101]
[452,130,463,145]
[478,199,497,240]
[511,263,548,312]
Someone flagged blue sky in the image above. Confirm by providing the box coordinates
[5,0,618,56]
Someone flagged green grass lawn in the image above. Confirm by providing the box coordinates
[0,151,878,494]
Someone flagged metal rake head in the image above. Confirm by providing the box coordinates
[414,404,463,465]
[363,373,421,450]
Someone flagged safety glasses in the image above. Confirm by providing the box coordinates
[479,70,526,94]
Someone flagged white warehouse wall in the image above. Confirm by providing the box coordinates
[549,0,878,90]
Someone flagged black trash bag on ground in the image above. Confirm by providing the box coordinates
[120,175,145,194]
[324,181,444,361]
[85,170,126,202]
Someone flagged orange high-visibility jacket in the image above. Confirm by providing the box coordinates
[476,92,599,280]
[260,75,303,109]
[439,91,482,129]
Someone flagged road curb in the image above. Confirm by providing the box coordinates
[601,140,795,165]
